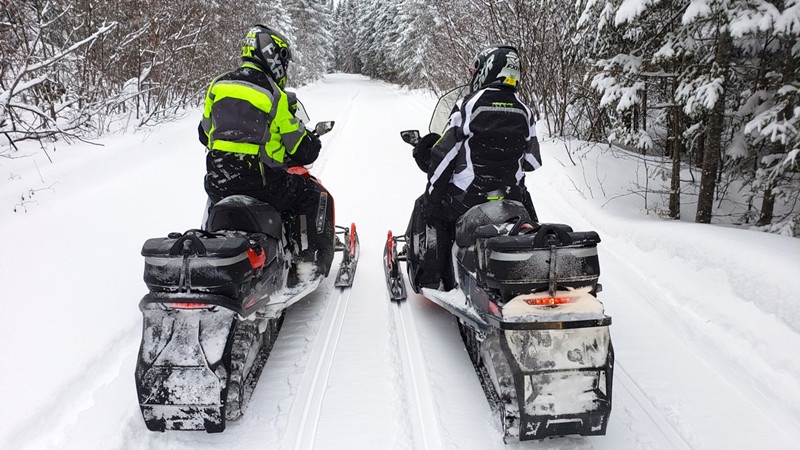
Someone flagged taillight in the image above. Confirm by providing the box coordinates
[168,302,210,309]
[524,297,573,306]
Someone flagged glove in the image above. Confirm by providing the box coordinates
[413,132,440,173]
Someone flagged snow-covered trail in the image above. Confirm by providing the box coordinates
[1,74,799,449]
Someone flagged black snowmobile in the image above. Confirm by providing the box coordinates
[383,86,613,442]
[135,110,359,433]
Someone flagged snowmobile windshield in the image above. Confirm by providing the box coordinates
[294,99,311,125]
[429,85,469,135]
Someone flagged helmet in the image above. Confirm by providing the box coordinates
[241,25,293,88]
[468,45,521,92]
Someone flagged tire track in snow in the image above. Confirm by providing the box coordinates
[390,298,444,450]
[614,361,691,449]
[280,287,353,450]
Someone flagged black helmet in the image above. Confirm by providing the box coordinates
[468,45,521,92]
[241,25,293,88]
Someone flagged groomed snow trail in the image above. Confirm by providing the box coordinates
[281,287,354,450]
[2,74,799,450]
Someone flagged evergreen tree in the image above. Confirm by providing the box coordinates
[332,0,361,73]
[285,0,334,86]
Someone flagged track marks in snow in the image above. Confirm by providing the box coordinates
[281,287,353,450]
[614,362,691,449]
[390,298,444,449]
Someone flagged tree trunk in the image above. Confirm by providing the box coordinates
[668,77,682,219]
[696,30,732,224]
[641,87,647,132]
[757,38,795,227]
[757,177,776,226]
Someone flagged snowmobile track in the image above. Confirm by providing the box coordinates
[614,361,692,449]
[281,286,353,450]
[391,296,444,449]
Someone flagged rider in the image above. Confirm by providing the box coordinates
[198,25,334,281]
[410,45,542,290]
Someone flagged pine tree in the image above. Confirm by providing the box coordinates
[285,0,334,86]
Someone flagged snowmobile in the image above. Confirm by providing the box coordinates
[383,86,613,442]
[135,109,360,433]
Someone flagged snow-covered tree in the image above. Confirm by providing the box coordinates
[332,0,360,73]
[392,0,438,88]
[581,0,799,230]
[285,0,334,86]
[0,1,116,141]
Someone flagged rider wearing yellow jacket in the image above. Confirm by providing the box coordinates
[199,25,333,279]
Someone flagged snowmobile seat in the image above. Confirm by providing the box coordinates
[206,195,283,238]
[455,200,532,247]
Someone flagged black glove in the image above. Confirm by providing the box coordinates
[286,129,321,166]
[413,132,440,173]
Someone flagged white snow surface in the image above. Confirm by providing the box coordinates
[1,73,799,449]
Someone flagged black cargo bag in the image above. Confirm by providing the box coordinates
[142,229,255,298]
[477,224,601,299]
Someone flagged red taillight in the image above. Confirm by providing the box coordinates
[524,297,573,306]
[247,247,266,269]
[168,302,210,309]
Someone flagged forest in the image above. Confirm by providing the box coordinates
[1,0,798,234]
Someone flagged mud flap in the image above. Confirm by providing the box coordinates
[135,303,236,432]
[500,324,613,441]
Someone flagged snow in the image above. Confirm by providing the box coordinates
[614,0,655,26]
[682,0,712,25]
[1,73,800,449]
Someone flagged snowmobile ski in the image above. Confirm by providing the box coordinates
[334,223,360,288]
[383,231,408,302]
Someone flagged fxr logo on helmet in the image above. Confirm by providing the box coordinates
[262,41,286,80]
[241,27,262,58]
[473,54,495,91]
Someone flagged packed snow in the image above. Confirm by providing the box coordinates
[1,74,799,449]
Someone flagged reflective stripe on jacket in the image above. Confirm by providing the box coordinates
[200,62,307,167]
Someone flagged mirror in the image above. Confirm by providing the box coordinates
[315,121,335,137]
[400,130,421,146]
